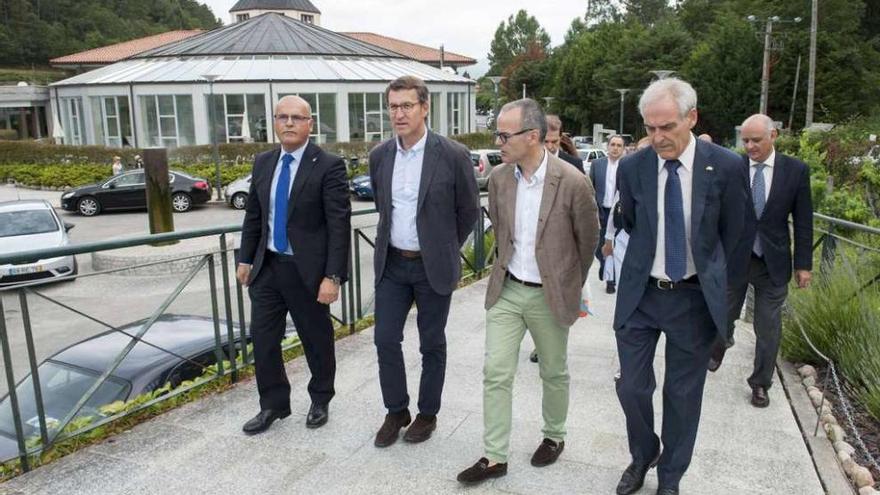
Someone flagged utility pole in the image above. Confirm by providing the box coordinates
[616,89,630,135]
[759,18,774,115]
[805,0,818,128]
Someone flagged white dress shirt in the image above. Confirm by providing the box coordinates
[650,134,697,280]
[389,130,427,251]
[267,141,307,254]
[749,149,776,202]
[508,150,548,284]
[603,159,619,208]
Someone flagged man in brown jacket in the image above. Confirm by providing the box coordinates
[457,98,599,484]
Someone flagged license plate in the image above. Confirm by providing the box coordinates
[6,265,44,276]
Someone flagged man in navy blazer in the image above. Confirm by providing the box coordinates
[612,79,747,495]
[238,96,351,434]
[590,135,626,293]
[369,76,480,448]
[709,114,813,408]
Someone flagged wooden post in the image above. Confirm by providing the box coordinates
[143,148,176,244]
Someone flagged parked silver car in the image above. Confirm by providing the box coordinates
[576,148,607,175]
[0,200,77,285]
[471,149,503,189]
[224,174,251,210]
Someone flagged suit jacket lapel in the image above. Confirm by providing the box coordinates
[595,159,607,201]
[501,164,517,241]
[639,150,659,247]
[417,132,439,213]
[690,141,710,247]
[380,139,396,209]
[536,157,562,243]
[764,153,785,212]
[260,148,281,216]
[288,142,318,217]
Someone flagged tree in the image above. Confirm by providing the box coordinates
[487,10,550,76]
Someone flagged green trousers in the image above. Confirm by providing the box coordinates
[483,279,571,463]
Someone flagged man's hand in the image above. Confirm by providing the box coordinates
[317,277,340,304]
[236,264,252,286]
[795,270,812,289]
[601,240,613,258]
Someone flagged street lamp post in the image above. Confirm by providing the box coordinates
[650,70,676,80]
[615,89,630,135]
[541,96,555,112]
[202,74,222,200]
[747,15,802,115]
[486,76,506,130]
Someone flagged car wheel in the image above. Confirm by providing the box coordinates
[231,192,248,210]
[172,192,192,212]
[77,196,100,216]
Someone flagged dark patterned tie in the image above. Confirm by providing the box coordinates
[752,163,767,255]
[664,160,686,282]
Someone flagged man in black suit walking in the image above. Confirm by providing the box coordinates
[709,114,813,408]
[613,78,747,495]
[590,135,626,293]
[237,95,351,434]
[369,76,480,447]
[544,114,585,173]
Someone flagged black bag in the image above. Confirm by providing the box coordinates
[612,200,624,234]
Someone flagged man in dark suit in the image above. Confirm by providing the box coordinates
[369,76,480,447]
[613,78,747,495]
[708,114,813,408]
[590,135,626,293]
[544,114,585,173]
[237,95,351,434]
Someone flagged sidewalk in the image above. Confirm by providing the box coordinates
[1,273,825,494]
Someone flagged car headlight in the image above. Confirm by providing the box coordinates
[62,191,74,199]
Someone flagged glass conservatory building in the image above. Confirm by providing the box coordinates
[49,13,475,148]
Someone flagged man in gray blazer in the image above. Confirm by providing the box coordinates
[370,76,480,448]
[589,134,626,293]
[457,98,598,485]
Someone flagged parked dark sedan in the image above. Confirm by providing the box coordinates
[349,174,373,200]
[0,314,294,462]
[60,170,211,216]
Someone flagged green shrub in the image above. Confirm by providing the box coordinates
[0,164,111,188]
[0,129,18,141]
[451,132,496,150]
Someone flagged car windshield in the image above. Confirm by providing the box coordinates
[0,361,129,439]
[0,210,58,237]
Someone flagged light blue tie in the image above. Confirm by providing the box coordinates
[273,153,294,253]
[752,163,766,256]
[664,160,687,282]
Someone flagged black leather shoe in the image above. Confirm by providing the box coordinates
[403,413,436,443]
[707,341,727,372]
[306,403,329,429]
[457,457,507,484]
[531,438,564,467]
[242,408,291,435]
[657,488,679,495]
[751,386,770,408]
[530,350,539,363]
[616,449,661,495]
[374,409,412,447]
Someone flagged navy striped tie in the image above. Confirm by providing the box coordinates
[664,160,686,282]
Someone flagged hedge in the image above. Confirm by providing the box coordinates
[0,163,252,189]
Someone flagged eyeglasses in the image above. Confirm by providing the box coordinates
[493,128,535,144]
[387,102,421,114]
[274,114,311,124]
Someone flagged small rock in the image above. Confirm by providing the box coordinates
[802,375,816,387]
[798,364,818,378]
[825,423,846,442]
[819,404,834,417]
[806,385,821,394]
[852,465,875,488]
[838,450,856,473]
[809,389,825,407]
[834,441,856,456]
[822,413,839,426]
[859,486,878,495]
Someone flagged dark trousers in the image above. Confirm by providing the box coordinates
[374,251,452,416]
[248,253,336,411]
[596,206,611,280]
[616,285,716,489]
[727,255,788,390]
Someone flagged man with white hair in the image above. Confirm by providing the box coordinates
[612,78,748,495]
[708,114,813,409]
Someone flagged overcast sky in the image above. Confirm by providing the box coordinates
[200,0,589,77]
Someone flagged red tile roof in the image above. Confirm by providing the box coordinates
[341,32,476,67]
[50,30,204,65]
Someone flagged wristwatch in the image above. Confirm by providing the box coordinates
[328,275,342,286]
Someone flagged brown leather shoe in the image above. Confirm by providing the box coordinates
[751,386,770,408]
[403,413,436,443]
[457,457,508,484]
[530,438,565,467]
[374,410,412,448]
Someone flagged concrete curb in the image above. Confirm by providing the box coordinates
[778,359,856,495]
[91,234,237,276]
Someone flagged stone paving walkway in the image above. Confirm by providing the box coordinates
[2,273,825,494]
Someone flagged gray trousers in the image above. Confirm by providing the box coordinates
[727,255,789,390]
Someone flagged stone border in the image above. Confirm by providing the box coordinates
[780,358,875,494]
[91,234,236,276]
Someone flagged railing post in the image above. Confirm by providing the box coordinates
[354,229,363,320]
[233,248,250,366]
[0,296,30,471]
[19,290,49,449]
[206,254,225,378]
[820,220,837,274]
[219,234,237,381]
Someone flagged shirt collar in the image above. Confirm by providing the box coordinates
[396,129,428,155]
[657,133,696,174]
[514,149,548,185]
[280,140,309,164]
[750,149,776,168]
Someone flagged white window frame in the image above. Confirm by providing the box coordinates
[63,98,84,145]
